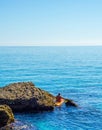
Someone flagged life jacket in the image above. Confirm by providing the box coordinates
[56,96,62,102]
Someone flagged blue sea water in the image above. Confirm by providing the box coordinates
[0,46,102,130]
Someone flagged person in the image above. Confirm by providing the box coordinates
[56,93,63,102]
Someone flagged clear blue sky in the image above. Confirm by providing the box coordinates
[0,0,102,46]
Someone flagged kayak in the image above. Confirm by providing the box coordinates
[55,99,65,106]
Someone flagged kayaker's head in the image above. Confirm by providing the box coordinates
[58,93,60,96]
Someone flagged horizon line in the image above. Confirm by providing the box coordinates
[0,45,102,47]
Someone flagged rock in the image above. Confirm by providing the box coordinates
[65,99,78,107]
[0,120,38,130]
[0,105,14,128]
[0,82,55,112]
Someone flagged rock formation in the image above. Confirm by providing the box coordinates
[64,99,78,107]
[0,82,55,112]
[0,105,14,128]
[0,82,78,129]
[0,120,38,130]
[0,82,77,113]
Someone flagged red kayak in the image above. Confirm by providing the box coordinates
[55,99,65,106]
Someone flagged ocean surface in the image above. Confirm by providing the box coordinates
[0,46,102,130]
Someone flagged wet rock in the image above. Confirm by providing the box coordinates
[0,105,14,128]
[0,120,38,130]
[0,82,55,112]
[65,99,78,107]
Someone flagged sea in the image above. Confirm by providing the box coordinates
[0,46,102,130]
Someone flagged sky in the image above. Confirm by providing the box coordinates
[0,0,102,46]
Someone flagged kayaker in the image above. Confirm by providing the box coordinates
[56,93,63,102]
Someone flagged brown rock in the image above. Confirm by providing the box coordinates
[0,105,14,128]
[0,82,55,112]
[64,99,78,107]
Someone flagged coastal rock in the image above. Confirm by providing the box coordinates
[0,120,38,130]
[0,105,14,128]
[65,99,78,107]
[0,82,55,112]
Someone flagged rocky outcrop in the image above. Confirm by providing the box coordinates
[64,99,78,107]
[0,82,55,112]
[0,82,77,113]
[0,120,38,130]
[0,105,14,128]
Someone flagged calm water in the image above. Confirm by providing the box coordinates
[0,46,102,130]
